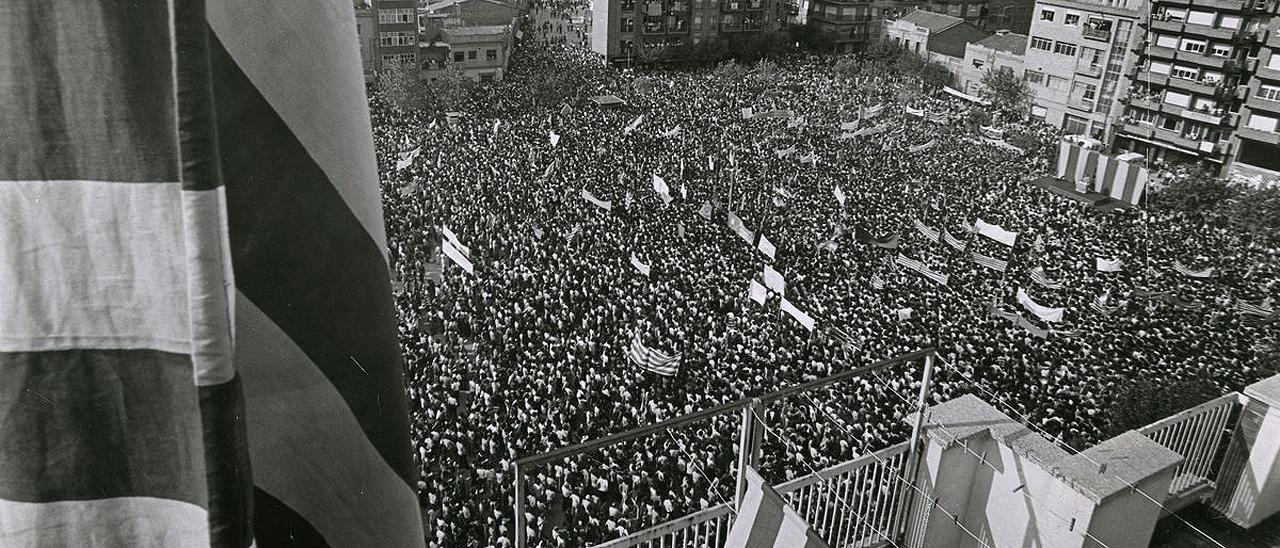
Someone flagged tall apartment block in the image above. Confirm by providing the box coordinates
[376,0,421,73]
[1114,0,1279,180]
[1023,0,1144,141]
[807,0,989,52]
[590,0,786,62]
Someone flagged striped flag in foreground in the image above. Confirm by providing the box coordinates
[628,335,681,377]
[1173,261,1215,279]
[942,229,968,252]
[912,219,940,242]
[1029,267,1065,290]
[726,466,830,548]
[895,254,949,286]
[1235,300,1276,317]
[2,0,423,546]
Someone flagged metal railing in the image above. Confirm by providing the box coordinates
[1137,392,1240,497]
[778,442,912,548]
[597,442,913,548]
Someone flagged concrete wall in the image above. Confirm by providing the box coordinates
[960,43,1024,95]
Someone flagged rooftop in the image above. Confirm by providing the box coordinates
[424,0,520,27]
[899,9,965,33]
[974,30,1028,55]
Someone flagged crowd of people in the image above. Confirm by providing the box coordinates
[372,28,1278,548]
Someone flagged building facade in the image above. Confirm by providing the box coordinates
[590,0,787,62]
[982,0,1037,34]
[421,0,521,82]
[1233,17,1280,182]
[806,0,988,52]
[1113,0,1279,181]
[959,30,1028,94]
[885,9,991,73]
[376,0,421,74]
[1023,0,1143,141]
[356,1,379,83]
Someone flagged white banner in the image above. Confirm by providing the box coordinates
[442,239,474,274]
[757,234,776,259]
[1017,288,1064,323]
[763,265,786,295]
[780,298,816,331]
[974,219,1019,247]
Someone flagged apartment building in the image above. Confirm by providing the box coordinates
[590,0,786,62]
[959,30,1029,94]
[1023,0,1143,141]
[1114,0,1275,173]
[886,9,991,74]
[807,0,988,52]
[356,1,378,83]
[1233,16,1280,182]
[377,0,421,74]
[421,0,521,82]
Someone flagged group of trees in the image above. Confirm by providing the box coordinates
[376,60,475,114]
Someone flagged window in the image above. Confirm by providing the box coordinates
[1163,90,1191,108]
[1064,13,1079,25]
[467,50,477,60]
[1031,105,1048,120]
[1270,54,1280,71]
[1210,44,1232,57]
[1024,70,1044,84]
[693,15,702,31]
[1180,38,1207,54]
[621,16,634,32]
[1155,34,1179,49]
[1045,74,1067,90]
[622,0,634,9]
[1080,47,1104,68]
[1063,114,1088,134]
[453,51,465,63]
[1219,15,1241,29]
[1246,113,1278,132]
[1054,41,1078,56]
[1129,108,1158,125]
[1171,65,1198,80]
[1192,97,1217,111]
[1040,8,1055,21]
[380,31,416,47]
[973,59,985,69]
[479,73,495,82]
[486,49,497,62]
[1149,61,1171,75]
[967,4,981,16]
[1187,10,1214,26]
[1259,85,1280,102]
[1070,81,1097,107]
[1163,8,1186,21]
[381,53,415,66]
[378,8,414,24]
[1161,116,1180,131]
[947,3,961,15]
[1030,37,1052,50]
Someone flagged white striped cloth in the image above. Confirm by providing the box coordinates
[627,335,680,377]
[970,251,1008,273]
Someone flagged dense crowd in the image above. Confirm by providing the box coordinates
[372,33,1278,548]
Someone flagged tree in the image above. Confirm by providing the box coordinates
[428,66,475,112]
[376,59,430,113]
[1147,165,1237,213]
[918,61,954,91]
[712,59,748,81]
[1224,186,1280,245]
[980,67,1032,121]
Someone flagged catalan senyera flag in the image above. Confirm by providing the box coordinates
[725,466,830,548]
[1,1,423,547]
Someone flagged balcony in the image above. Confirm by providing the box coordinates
[1128,95,1163,111]
[1237,125,1280,145]
[1150,18,1239,41]
[1076,63,1104,78]
[1122,121,1157,138]
[1067,96,1096,112]
[1153,126,1208,150]
[1269,29,1280,48]
[1167,75,1221,96]
[1180,107,1230,125]
[1148,45,1178,60]
[1258,65,1280,82]
[1247,93,1280,114]
[1082,26,1112,42]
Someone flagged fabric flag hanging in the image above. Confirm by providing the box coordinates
[623,114,644,135]
[749,279,769,305]
[904,105,925,117]
[627,335,681,377]
[912,219,940,242]
[0,3,426,546]
[758,234,777,259]
[629,253,651,277]
[395,147,421,171]
[680,183,688,200]
[652,174,670,197]
[855,227,901,249]
[1091,293,1122,315]
[582,189,612,211]
[549,131,560,147]
[1096,257,1124,272]
[492,118,501,138]
[863,103,884,119]
[871,274,886,290]
[896,254,949,285]
[727,211,755,244]
[1030,267,1065,290]
[441,225,471,257]
[625,191,635,208]
[741,107,754,119]
[775,147,795,158]
[974,219,1019,247]
[541,158,561,181]
[677,221,686,239]
[942,229,967,252]
[1173,261,1216,279]
[560,103,572,115]
[817,239,839,253]
[660,126,681,138]
[724,466,830,548]
[699,201,714,220]
[1017,288,1064,322]
[442,239,475,274]
[833,185,846,206]
[970,251,1009,272]
[779,298,817,331]
[896,307,914,321]
[788,115,807,129]
[908,140,936,153]
[763,265,786,295]
[1236,300,1276,317]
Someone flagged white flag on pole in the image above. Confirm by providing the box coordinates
[758,234,776,259]
[749,279,768,305]
[441,225,471,257]
[780,298,816,331]
[442,239,474,275]
[652,174,670,196]
[1017,288,1064,322]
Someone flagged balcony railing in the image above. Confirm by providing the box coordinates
[1082,27,1112,42]
[598,442,914,548]
[1076,63,1104,78]
[1180,107,1230,125]
[1138,393,1239,498]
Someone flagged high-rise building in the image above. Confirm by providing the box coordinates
[1112,0,1280,182]
[1022,0,1144,141]
[356,1,379,83]
[1114,0,1273,171]
[590,0,787,63]
[376,0,421,74]
[1232,15,1280,182]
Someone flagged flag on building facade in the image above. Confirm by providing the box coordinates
[724,466,829,548]
[0,2,424,546]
